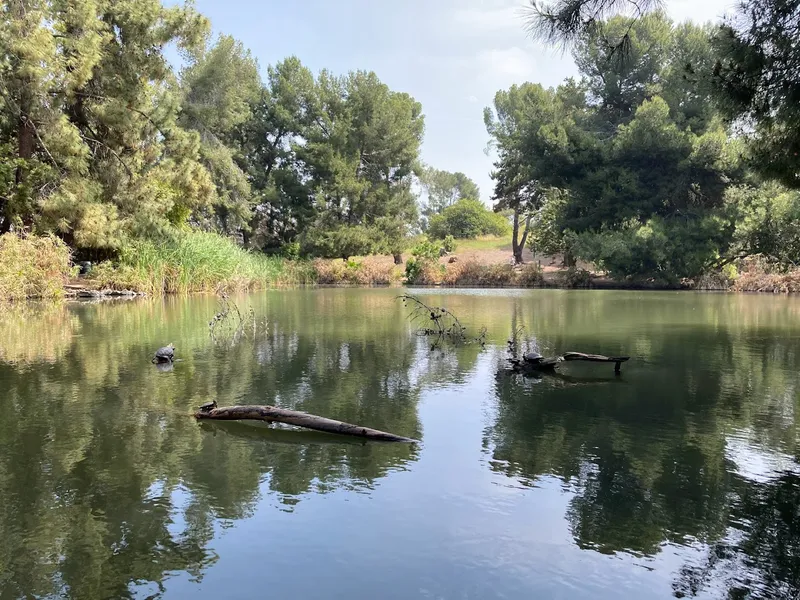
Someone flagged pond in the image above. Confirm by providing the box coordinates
[1,289,798,599]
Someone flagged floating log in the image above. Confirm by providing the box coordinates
[194,404,416,443]
[510,351,630,374]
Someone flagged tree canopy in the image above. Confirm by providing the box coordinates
[484,12,798,282]
[0,3,434,260]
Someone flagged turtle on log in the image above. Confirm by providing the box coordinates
[197,400,217,413]
[152,343,175,364]
[523,351,544,364]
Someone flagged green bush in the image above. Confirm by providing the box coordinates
[442,235,457,253]
[405,239,444,284]
[299,224,382,259]
[574,215,727,284]
[428,198,511,239]
[280,241,301,259]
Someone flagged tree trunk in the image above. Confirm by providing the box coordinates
[511,206,531,265]
[519,214,532,262]
[15,95,35,230]
[511,207,523,264]
[194,404,416,443]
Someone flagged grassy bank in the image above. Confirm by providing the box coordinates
[3,232,800,300]
[88,232,316,294]
[0,233,74,300]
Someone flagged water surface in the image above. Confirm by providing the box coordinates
[1,289,798,599]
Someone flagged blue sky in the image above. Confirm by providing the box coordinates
[188,0,736,203]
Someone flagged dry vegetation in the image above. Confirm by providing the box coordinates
[0,233,74,301]
[731,261,800,293]
[313,257,403,285]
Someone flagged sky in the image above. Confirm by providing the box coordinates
[188,0,737,203]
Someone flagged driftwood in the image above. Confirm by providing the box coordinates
[194,404,415,443]
[510,351,630,374]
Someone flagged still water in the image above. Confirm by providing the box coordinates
[0,289,798,599]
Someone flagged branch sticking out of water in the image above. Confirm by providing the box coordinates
[208,294,263,345]
[396,294,486,351]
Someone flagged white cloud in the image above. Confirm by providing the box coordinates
[451,2,527,35]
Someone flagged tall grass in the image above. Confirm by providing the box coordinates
[90,232,316,295]
[0,233,74,300]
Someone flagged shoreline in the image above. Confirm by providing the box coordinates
[44,279,795,303]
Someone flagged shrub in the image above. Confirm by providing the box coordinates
[405,239,445,284]
[442,235,457,253]
[0,233,74,300]
[556,266,593,288]
[441,259,544,287]
[313,257,401,285]
[517,262,545,286]
[280,241,301,259]
[574,215,726,284]
[428,198,511,239]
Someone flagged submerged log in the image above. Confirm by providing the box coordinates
[194,404,416,443]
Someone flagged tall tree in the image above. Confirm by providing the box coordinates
[0,0,212,253]
[525,0,800,189]
[299,70,424,258]
[712,0,800,189]
[487,15,743,279]
[179,34,262,234]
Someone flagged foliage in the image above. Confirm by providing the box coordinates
[0,0,212,249]
[417,166,480,226]
[555,266,593,288]
[525,0,800,190]
[300,223,383,260]
[441,260,544,287]
[712,0,800,189]
[527,190,571,259]
[404,239,444,284]
[0,233,74,300]
[487,14,744,279]
[427,198,511,240]
[573,215,728,284]
[0,4,437,269]
[726,183,800,269]
[442,235,457,253]
[88,231,299,295]
[313,257,401,285]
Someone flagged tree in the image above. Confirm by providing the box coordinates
[487,15,743,279]
[417,166,480,226]
[712,0,800,189]
[484,82,573,264]
[0,0,212,254]
[298,70,424,258]
[726,182,800,269]
[525,0,800,189]
[239,56,317,250]
[427,198,510,240]
[179,34,262,235]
